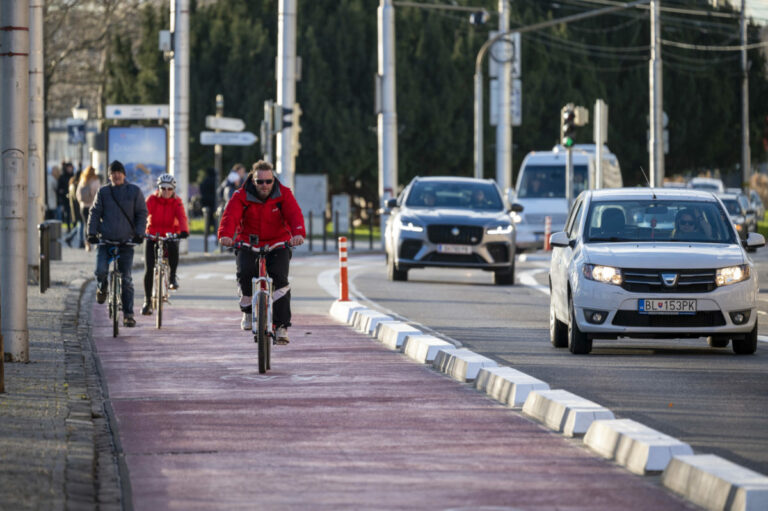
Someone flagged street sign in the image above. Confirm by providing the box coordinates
[489,78,522,127]
[66,118,86,144]
[488,32,521,78]
[106,104,169,120]
[205,115,245,132]
[199,131,257,146]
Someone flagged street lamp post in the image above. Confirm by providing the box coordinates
[71,98,89,170]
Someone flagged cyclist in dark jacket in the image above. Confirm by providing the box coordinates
[218,160,305,343]
[87,160,148,327]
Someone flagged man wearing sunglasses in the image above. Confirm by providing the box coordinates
[218,160,305,343]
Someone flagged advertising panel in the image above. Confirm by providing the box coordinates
[107,126,168,198]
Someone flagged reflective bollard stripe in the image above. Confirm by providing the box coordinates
[339,237,349,301]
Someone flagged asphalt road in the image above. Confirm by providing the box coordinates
[346,250,768,477]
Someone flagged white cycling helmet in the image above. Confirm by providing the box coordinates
[157,173,176,188]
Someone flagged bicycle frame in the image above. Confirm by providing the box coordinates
[99,239,134,337]
[145,233,177,328]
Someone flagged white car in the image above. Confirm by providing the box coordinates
[548,188,765,355]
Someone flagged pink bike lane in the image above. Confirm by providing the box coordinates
[91,304,695,510]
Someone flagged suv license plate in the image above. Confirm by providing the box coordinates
[437,244,472,255]
[638,299,697,314]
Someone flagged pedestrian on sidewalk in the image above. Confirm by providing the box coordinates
[76,166,100,251]
[218,160,305,343]
[87,160,148,327]
[141,174,189,316]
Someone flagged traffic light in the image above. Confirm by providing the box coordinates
[561,105,576,148]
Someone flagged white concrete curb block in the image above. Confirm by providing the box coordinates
[662,454,768,511]
[474,367,550,408]
[584,418,693,475]
[329,300,365,323]
[402,335,453,363]
[522,389,615,437]
[375,322,423,349]
[432,348,498,382]
[351,309,394,335]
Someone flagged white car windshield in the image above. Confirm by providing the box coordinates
[405,182,503,210]
[517,164,588,199]
[585,199,736,244]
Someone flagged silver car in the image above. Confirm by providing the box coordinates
[384,176,523,285]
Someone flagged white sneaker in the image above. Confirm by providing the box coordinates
[275,326,289,345]
[241,313,252,331]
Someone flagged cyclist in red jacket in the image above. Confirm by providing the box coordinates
[218,160,305,343]
[141,174,189,316]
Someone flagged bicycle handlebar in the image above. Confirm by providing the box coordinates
[144,233,180,242]
[232,240,292,253]
[98,239,138,247]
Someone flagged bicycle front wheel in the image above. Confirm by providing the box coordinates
[110,271,119,337]
[257,294,270,374]
[155,265,163,329]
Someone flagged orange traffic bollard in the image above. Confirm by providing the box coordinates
[338,236,349,301]
[544,216,552,251]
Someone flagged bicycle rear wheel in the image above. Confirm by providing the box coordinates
[257,294,270,374]
[110,271,119,337]
[155,265,163,329]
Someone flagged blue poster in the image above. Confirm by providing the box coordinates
[107,126,168,198]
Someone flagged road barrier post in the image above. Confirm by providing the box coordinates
[338,236,349,301]
[544,216,552,251]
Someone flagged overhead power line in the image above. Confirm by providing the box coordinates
[662,38,768,51]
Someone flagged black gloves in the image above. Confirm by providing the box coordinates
[179,231,189,239]
[87,235,99,245]
[132,235,144,245]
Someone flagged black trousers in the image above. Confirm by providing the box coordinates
[236,246,291,328]
[143,239,180,300]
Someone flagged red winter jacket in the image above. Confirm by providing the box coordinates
[146,193,189,236]
[218,179,305,246]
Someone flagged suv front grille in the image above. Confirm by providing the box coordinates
[613,310,725,327]
[427,225,483,245]
[399,240,422,259]
[621,268,717,293]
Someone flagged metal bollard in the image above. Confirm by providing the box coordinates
[338,237,349,301]
[368,209,374,250]
[334,211,339,250]
[308,211,313,252]
[350,217,355,251]
[38,223,50,293]
[202,206,210,253]
[322,211,327,252]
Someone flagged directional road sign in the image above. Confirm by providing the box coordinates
[106,104,169,120]
[199,131,257,146]
[205,115,246,132]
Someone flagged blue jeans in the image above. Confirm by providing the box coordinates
[95,245,135,315]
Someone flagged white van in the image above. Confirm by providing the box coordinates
[512,144,622,251]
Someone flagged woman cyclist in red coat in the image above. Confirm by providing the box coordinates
[141,173,189,315]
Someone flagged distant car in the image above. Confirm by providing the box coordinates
[688,176,725,193]
[384,176,522,285]
[749,189,765,221]
[548,188,765,355]
[717,192,756,240]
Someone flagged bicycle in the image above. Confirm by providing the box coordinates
[99,240,135,337]
[145,233,178,329]
[233,236,293,374]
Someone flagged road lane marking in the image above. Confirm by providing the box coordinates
[518,268,550,297]
[758,335,768,344]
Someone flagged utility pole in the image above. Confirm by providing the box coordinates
[649,0,664,187]
[214,94,224,193]
[170,0,190,247]
[276,0,298,189]
[1,0,31,363]
[496,0,513,193]
[378,0,398,239]
[28,0,44,283]
[741,0,751,190]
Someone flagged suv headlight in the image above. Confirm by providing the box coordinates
[716,264,750,286]
[398,217,424,233]
[511,212,523,224]
[583,264,623,285]
[486,223,513,235]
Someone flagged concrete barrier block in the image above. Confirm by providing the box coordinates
[662,454,768,511]
[375,322,423,349]
[584,418,693,475]
[432,348,498,382]
[474,367,550,408]
[351,309,393,335]
[402,335,453,363]
[522,389,615,437]
[329,300,365,324]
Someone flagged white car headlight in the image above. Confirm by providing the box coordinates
[486,224,513,235]
[583,264,623,285]
[511,212,523,224]
[398,218,424,232]
[716,264,750,286]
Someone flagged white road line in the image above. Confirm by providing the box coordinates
[518,268,550,297]
[758,335,768,344]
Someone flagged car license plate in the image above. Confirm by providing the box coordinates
[638,299,697,314]
[437,244,472,255]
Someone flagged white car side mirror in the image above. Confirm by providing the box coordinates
[746,232,766,248]
[550,231,570,248]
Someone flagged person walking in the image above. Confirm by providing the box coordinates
[218,160,305,343]
[141,174,189,316]
[87,160,148,327]
[76,166,101,251]
[46,166,61,219]
[57,162,74,230]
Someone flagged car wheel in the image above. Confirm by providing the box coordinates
[707,335,730,348]
[494,259,515,286]
[732,320,758,355]
[550,298,568,348]
[568,295,592,354]
[387,253,408,281]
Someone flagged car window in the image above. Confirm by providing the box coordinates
[566,199,584,238]
[722,199,742,216]
[584,199,736,244]
[738,195,750,211]
[517,165,587,199]
[405,181,503,210]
